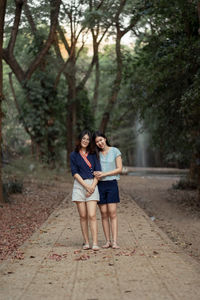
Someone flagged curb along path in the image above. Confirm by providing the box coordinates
[0,185,200,300]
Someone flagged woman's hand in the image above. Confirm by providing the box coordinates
[85,184,95,195]
[93,171,104,179]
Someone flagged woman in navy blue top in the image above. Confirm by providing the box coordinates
[70,130,101,251]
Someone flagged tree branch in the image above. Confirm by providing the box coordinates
[77,54,96,90]
[3,48,25,82]
[25,0,61,80]
[96,0,105,10]
[7,0,24,55]
[57,25,71,54]
[122,15,141,37]
[23,0,37,36]
[75,40,85,61]
[8,72,34,139]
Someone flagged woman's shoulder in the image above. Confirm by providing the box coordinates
[111,146,120,151]
[111,147,121,156]
[70,151,79,158]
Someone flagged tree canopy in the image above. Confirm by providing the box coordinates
[1,0,200,191]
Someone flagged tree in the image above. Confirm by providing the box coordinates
[125,0,200,188]
[99,0,147,133]
[3,0,61,163]
[0,0,7,202]
[53,0,114,163]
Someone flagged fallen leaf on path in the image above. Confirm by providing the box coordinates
[5,271,14,275]
[40,230,48,234]
[115,249,136,256]
[54,243,66,247]
[49,253,68,261]
[12,251,24,260]
[0,182,66,261]
[29,240,39,244]
[74,249,81,254]
[75,254,90,261]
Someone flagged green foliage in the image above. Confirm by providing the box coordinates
[3,64,30,156]
[124,0,200,167]
[76,89,94,132]
[88,45,137,165]
[4,0,200,170]
[3,24,68,163]
[22,66,67,163]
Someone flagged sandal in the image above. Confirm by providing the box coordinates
[112,241,120,249]
[92,245,100,251]
[82,244,90,250]
[102,241,112,249]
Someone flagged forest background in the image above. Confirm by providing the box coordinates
[0,0,200,203]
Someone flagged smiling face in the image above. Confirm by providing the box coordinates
[95,136,107,150]
[81,134,90,149]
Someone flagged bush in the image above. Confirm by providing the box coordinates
[3,180,23,202]
[172,178,197,190]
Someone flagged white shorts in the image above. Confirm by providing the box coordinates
[72,179,100,202]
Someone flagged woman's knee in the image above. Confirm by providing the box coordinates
[80,214,87,222]
[88,213,96,222]
[109,211,117,220]
[101,211,109,220]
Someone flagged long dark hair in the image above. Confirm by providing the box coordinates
[92,131,111,158]
[75,129,92,153]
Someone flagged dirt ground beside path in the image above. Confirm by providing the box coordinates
[119,175,200,263]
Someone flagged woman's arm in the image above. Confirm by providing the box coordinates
[94,156,122,179]
[91,176,98,187]
[74,173,95,194]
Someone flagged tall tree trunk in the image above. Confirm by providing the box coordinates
[99,30,122,133]
[197,2,200,35]
[66,58,76,167]
[92,52,100,115]
[0,0,7,203]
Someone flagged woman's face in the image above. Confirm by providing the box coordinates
[81,134,90,149]
[95,136,106,149]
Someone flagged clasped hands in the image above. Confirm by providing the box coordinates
[85,171,104,197]
[93,171,103,179]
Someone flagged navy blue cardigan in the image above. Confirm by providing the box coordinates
[70,151,101,179]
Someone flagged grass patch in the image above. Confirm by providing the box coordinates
[3,155,72,184]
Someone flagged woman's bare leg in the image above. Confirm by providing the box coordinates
[86,200,98,245]
[108,203,118,244]
[76,202,89,244]
[99,204,111,243]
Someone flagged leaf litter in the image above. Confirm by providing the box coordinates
[0,181,66,261]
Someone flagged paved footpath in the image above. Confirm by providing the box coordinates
[0,184,200,300]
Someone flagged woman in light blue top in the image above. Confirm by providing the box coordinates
[93,131,122,249]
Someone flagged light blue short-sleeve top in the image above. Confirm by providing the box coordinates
[99,147,121,181]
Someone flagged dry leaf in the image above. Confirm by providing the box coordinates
[75,254,90,261]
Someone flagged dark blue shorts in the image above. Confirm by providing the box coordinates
[98,180,120,205]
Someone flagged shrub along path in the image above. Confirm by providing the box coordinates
[0,181,200,300]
